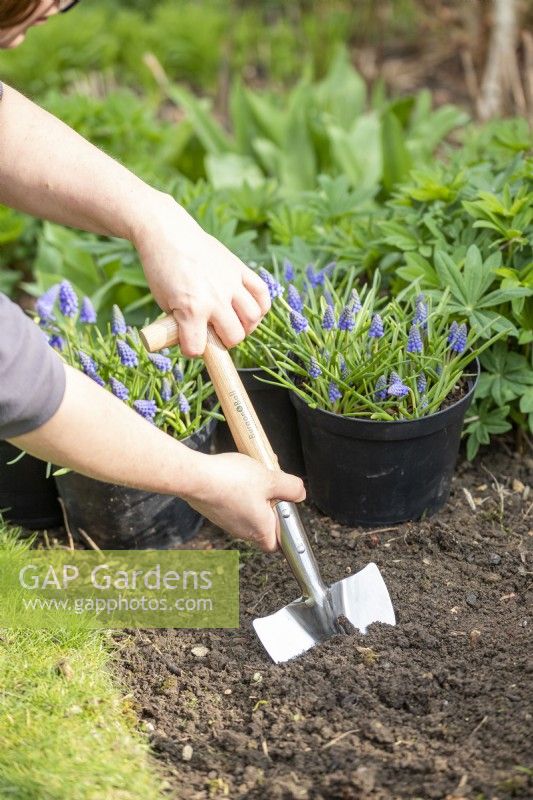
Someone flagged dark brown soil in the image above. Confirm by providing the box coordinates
[117,446,532,800]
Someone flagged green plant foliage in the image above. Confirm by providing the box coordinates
[161,45,468,198]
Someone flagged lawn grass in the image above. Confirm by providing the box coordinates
[0,521,165,800]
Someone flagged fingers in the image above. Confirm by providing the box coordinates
[232,288,263,335]
[253,508,279,553]
[211,307,246,350]
[172,307,207,358]
[271,471,306,504]
[242,268,271,317]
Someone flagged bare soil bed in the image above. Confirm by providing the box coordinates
[117,446,532,800]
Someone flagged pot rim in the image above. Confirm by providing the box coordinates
[291,357,480,428]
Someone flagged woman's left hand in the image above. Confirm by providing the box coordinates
[134,194,271,357]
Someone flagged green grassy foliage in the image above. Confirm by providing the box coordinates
[0,522,165,800]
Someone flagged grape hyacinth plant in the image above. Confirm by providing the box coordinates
[34,284,219,439]
[234,256,340,369]
[254,275,500,421]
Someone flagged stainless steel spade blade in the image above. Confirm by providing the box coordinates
[253,502,396,663]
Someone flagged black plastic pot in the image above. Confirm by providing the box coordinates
[55,418,217,549]
[0,441,62,529]
[215,367,305,477]
[291,363,479,526]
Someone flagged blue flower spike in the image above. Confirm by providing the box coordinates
[290,310,308,334]
[407,324,423,354]
[322,305,336,331]
[148,353,172,373]
[338,354,348,377]
[133,399,157,423]
[178,392,191,414]
[80,297,97,325]
[350,289,362,313]
[449,322,468,354]
[283,259,295,283]
[287,284,304,312]
[111,305,127,335]
[116,339,138,368]
[110,376,129,401]
[374,375,388,401]
[36,284,60,323]
[48,335,64,351]
[77,350,98,376]
[447,321,459,346]
[161,378,172,402]
[414,294,428,328]
[306,264,325,288]
[173,364,184,382]
[387,371,409,398]
[59,280,78,318]
[328,381,342,405]
[308,357,322,379]
[417,372,427,394]
[368,313,384,339]
[259,268,283,300]
[338,305,355,332]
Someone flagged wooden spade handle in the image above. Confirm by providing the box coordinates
[140,315,279,472]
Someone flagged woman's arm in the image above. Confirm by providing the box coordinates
[0,84,270,356]
[10,364,305,552]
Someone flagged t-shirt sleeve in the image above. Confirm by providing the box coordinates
[0,293,66,439]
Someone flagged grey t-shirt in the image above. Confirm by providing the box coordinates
[0,293,66,439]
[0,83,66,438]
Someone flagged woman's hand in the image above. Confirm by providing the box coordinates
[134,194,271,356]
[183,452,306,552]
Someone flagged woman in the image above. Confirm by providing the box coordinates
[0,0,305,550]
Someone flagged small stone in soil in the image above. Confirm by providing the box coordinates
[469,629,482,646]
[466,592,478,608]
[182,744,193,762]
[190,646,209,658]
[489,553,502,565]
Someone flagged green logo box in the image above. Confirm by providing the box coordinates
[0,550,239,629]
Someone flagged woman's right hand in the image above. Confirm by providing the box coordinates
[184,452,306,552]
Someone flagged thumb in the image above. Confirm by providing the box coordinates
[271,470,306,504]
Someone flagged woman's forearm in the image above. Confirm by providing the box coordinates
[0,84,165,241]
[9,364,207,498]
[9,363,306,551]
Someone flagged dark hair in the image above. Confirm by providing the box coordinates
[0,1,41,29]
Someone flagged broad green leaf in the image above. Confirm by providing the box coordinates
[164,84,234,155]
[0,207,25,245]
[434,250,468,305]
[328,112,382,192]
[520,387,533,413]
[243,89,287,147]
[229,80,260,157]
[381,110,412,194]
[477,286,532,309]
[280,84,317,192]
[314,45,366,129]
[396,253,440,289]
[205,153,264,190]
[252,138,282,178]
